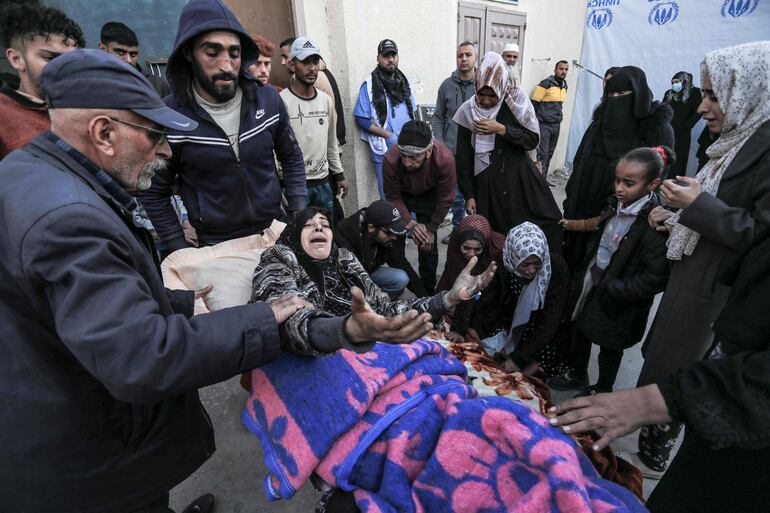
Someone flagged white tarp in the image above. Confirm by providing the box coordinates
[567,0,770,175]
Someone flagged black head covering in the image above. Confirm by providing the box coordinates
[594,66,655,158]
[604,66,655,119]
[278,207,352,315]
[664,71,694,103]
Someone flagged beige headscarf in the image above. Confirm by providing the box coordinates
[452,52,540,175]
[666,41,770,259]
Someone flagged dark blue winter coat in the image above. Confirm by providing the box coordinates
[139,0,307,251]
[0,134,281,512]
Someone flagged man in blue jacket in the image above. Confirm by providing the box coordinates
[139,0,307,252]
[0,49,310,513]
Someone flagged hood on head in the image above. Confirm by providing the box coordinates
[166,0,260,104]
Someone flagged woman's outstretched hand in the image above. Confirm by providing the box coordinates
[548,385,673,451]
[445,256,497,308]
[344,286,433,344]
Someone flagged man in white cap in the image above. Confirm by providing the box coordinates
[502,42,521,88]
[281,36,348,221]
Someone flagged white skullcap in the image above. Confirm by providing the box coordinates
[503,43,520,53]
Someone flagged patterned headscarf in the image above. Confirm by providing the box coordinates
[437,214,505,292]
[503,222,552,316]
[664,71,694,103]
[666,41,770,260]
[452,52,540,175]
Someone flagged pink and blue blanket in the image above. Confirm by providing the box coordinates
[243,339,646,512]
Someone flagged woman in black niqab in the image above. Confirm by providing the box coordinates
[563,66,673,271]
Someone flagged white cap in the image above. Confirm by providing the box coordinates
[290,37,322,61]
[503,43,520,53]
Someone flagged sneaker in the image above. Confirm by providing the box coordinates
[574,384,611,398]
[181,493,214,513]
[615,451,666,481]
[547,371,589,391]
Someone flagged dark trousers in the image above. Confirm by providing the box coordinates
[646,432,770,513]
[570,326,624,390]
[537,122,561,177]
[402,190,440,295]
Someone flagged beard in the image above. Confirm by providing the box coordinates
[191,57,238,103]
[110,155,168,192]
[377,62,397,76]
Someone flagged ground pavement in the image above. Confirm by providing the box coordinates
[170,170,676,512]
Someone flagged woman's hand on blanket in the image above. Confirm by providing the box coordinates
[344,286,433,344]
[660,176,702,209]
[270,293,315,324]
[548,385,673,451]
[445,257,498,307]
[647,206,674,232]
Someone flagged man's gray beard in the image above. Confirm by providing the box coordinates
[136,158,168,190]
[110,157,168,191]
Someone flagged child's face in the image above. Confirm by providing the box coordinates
[614,160,659,207]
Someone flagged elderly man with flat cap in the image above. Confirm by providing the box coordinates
[0,49,314,513]
[383,120,457,295]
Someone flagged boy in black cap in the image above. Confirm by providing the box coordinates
[382,120,457,294]
[0,48,310,513]
[335,199,427,298]
[353,38,415,198]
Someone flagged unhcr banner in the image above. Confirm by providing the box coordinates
[567,0,770,174]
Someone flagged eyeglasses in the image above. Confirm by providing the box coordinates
[108,117,167,146]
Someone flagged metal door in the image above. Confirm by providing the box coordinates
[485,8,526,56]
[458,3,486,52]
[458,2,526,57]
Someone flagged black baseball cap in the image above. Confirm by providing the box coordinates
[40,49,197,132]
[364,200,407,235]
[378,39,398,56]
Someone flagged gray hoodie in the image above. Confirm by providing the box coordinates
[432,70,475,153]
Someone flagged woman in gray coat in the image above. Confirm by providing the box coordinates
[634,41,770,476]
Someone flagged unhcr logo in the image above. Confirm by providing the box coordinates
[648,2,680,25]
[586,0,619,29]
[586,9,614,30]
[722,0,759,17]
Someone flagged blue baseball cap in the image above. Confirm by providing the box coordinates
[39,49,197,132]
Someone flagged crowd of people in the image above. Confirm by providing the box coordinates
[0,0,768,512]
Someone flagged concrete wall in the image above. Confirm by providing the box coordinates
[513,0,588,173]
[296,0,587,210]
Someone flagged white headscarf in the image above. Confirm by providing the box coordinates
[502,222,552,335]
[452,52,540,175]
[666,41,770,260]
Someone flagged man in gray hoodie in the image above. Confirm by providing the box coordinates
[432,41,476,243]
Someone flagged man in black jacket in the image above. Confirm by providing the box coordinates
[334,199,426,298]
[0,49,308,513]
